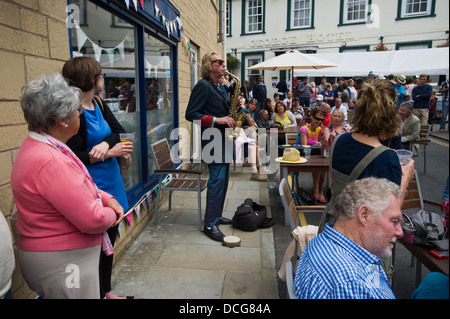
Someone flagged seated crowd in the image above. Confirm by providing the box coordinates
[233,74,428,202]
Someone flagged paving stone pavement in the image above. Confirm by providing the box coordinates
[111,165,279,299]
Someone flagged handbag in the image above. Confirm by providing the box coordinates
[297,187,314,205]
[402,210,448,250]
[232,198,275,231]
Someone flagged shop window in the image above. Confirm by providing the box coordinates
[68,1,175,200]
[144,33,175,174]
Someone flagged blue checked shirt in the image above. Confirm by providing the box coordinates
[294,223,395,299]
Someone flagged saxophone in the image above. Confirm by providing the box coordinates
[225,70,247,140]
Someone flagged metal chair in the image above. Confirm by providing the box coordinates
[410,124,432,174]
[279,178,322,299]
[285,260,297,299]
[150,138,207,230]
[279,177,326,229]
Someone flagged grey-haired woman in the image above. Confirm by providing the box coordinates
[11,73,123,299]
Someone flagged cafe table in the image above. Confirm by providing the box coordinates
[279,154,330,193]
[396,238,449,288]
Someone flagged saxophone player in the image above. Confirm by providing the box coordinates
[186,52,237,242]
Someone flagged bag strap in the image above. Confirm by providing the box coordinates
[330,133,389,182]
[93,95,104,112]
[348,145,389,181]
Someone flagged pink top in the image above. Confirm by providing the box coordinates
[299,125,323,145]
[11,136,117,252]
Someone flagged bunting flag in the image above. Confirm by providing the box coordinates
[154,0,181,37]
[117,221,123,237]
[120,0,182,39]
[120,174,171,229]
[125,213,133,226]
[74,20,129,63]
[92,41,102,61]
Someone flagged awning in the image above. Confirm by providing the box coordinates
[293,47,449,77]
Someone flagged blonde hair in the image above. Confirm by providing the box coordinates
[332,108,345,122]
[352,79,400,139]
[200,51,220,79]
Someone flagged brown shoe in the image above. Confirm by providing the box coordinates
[250,173,267,182]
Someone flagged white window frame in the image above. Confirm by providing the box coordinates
[342,0,369,24]
[245,54,263,83]
[245,0,264,34]
[401,0,432,17]
[226,0,231,36]
[290,0,312,29]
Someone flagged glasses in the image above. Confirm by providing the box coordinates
[212,59,225,66]
[313,116,324,122]
[96,73,106,78]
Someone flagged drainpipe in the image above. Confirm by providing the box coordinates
[218,0,225,43]
[217,0,226,62]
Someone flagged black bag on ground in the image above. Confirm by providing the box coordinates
[232,198,275,231]
[297,187,314,205]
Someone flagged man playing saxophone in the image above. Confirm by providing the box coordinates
[186,52,237,242]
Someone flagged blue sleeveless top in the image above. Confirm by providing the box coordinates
[84,102,129,211]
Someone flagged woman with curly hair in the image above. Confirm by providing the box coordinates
[319,79,415,231]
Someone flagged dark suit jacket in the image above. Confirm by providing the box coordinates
[186,78,232,163]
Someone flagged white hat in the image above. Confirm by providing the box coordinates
[377,74,386,80]
[397,74,406,84]
[316,94,324,101]
[275,148,307,164]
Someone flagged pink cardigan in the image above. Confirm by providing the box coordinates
[11,136,117,251]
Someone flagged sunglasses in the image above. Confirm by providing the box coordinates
[212,59,225,66]
[313,116,324,122]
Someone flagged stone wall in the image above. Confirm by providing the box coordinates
[0,0,224,298]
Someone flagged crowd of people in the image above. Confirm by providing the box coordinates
[230,71,449,171]
[221,70,448,299]
[4,48,448,300]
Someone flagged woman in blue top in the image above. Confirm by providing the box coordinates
[63,57,133,299]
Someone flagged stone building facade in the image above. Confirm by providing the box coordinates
[0,0,225,298]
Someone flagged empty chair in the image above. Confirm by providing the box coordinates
[150,139,207,230]
[410,124,432,174]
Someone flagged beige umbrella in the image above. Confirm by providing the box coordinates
[247,49,339,90]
